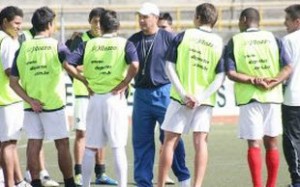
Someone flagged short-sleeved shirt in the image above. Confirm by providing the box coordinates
[66,37,138,67]
[11,41,70,77]
[128,29,174,88]
[1,36,20,71]
[166,30,225,74]
[225,30,290,72]
[282,29,300,106]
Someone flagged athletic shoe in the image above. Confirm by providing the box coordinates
[74,174,82,187]
[165,176,175,185]
[41,176,59,187]
[95,173,118,185]
[16,180,32,187]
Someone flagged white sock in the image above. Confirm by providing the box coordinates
[112,147,127,187]
[24,170,32,182]
[39,169,50,179]
[82,148,96,187]
[179,178,191,187]
[0,168,4,182]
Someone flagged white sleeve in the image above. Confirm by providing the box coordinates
[1,37,19,70]
[282,37,293,62]
[196,72,225,103]
[165,61,186,99]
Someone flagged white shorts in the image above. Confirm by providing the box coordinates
[162,100,213,134]
[0,102,23,142]
[23,109,70,140]
[238,102,282,140]
[74,97,89,131]
[85,93,128,149]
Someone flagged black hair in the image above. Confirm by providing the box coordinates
[31,6,56,32]
[159,12,173,25]
[89,7,106,22]
[195,3,218,27]
[285,4,300,20]
[100,10,120,33]
[239,7,260,23]
[0,6,23,26]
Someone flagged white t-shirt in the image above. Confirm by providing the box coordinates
[1,35,20,71]
[283,29,300,106]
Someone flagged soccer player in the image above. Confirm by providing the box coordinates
[157,3,225,187]
[128,2,191,187]
[18,27,59,187]
[66,7,118,186]
[64,9,139,187]
[10,6,76,187]
[225,7,292,187]
[281,4,300,187]
[0,6,32,187]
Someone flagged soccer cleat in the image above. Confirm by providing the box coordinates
[74,174,83,187]
[41,176,59,187]
[16,180,32,187]
[165,176,175,185]
[95,173,118,185]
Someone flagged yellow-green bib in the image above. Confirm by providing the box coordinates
[170,29,223,106]
[0,31,22,106]
[83,36,127,94]
[16,38,66,110]
[22,30,33,40]
[233,31,282,105]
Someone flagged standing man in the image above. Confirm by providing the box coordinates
[225,8,292,187]
[281,4,300,187]
[157,3,224,187]
[0,6,31,187]
[10,7,76,187]
[66,7,118,186]
[64,10,139,187]
[129,2,190,187]
[18,27,60,187]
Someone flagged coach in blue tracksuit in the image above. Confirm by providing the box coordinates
[128,2,190,187]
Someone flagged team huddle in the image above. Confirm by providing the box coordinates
[0,2,300,187]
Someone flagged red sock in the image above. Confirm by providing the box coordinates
[266,149,280,187]
[248,147,262,187]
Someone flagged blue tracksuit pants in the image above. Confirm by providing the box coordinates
[132,84,190,187]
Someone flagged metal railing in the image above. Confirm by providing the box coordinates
[4,1,298,32]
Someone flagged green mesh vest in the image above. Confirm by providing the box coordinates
[83,36,127,94]
[170,29,223,106]
[233,30,282,105]
[16,38,66,110]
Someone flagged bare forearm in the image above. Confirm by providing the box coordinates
[9,76,32,104]
[123,61,139,84]
[63,61,88,85]
[227,70,255,84]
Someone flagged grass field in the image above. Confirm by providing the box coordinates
[17,124,290,187]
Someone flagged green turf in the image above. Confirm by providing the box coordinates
[17,124,290,187]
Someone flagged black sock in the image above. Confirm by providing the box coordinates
[31,179,42,187]
[64,177,76,187]
[74,164,82,175]
[94,164,105,177]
